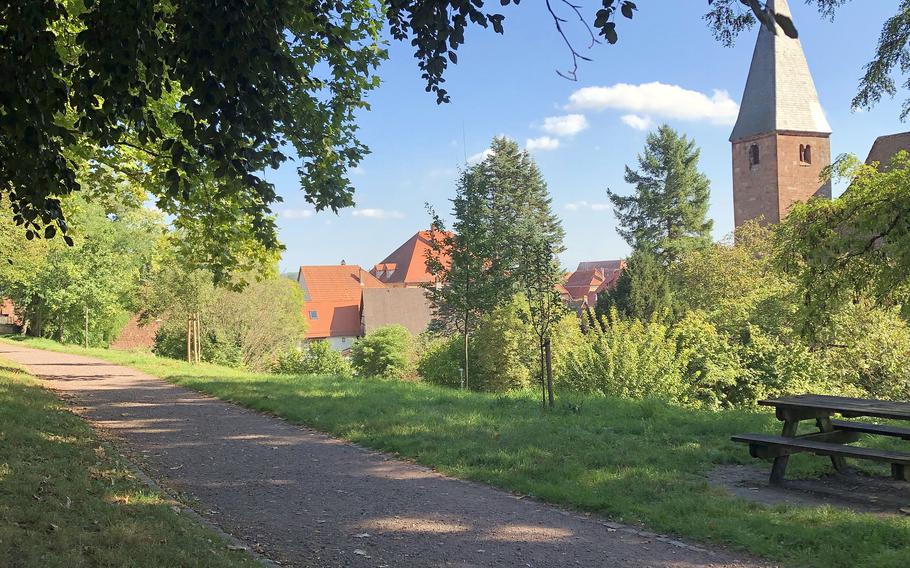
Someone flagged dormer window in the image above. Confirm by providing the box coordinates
[308,310,318,320]
[799,144,812,164]
[749,144,760,166]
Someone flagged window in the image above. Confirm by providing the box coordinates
[308,310,318,320]
[799,144,812,164]
[749,144,760,166]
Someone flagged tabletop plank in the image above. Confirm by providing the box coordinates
[759,394,910,421]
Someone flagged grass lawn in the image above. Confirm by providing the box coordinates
[0,357,258,568]
[5,336,910,567]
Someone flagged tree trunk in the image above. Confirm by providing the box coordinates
[545,337,554,409]
[83,306,88,349]
[539,339,547,410]
[186,315,192,363]
[462,329,469,390]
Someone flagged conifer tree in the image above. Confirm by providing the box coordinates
[608,125,713,264]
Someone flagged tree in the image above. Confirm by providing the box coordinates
[427,137,564,390]
[608,125,712,264]
[5,0,904,272]
[776,152,910,338]
[0,194,161,344]
[426,165,503,389]
[596,249,675,322]
[519,236,568,409]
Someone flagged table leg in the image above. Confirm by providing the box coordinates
[770,418,799,485]
[817,416,848,472]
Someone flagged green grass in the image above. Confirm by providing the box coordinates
[5,336,910,567]
[0,357,258,568]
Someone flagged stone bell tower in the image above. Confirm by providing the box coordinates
[730,0,832,227]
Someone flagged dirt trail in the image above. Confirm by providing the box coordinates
[0,343,768,568]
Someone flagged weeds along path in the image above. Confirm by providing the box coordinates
[0,342,763,568]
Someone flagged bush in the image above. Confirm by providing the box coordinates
[417,335,464,387]
[558,310,686,401]
[738,326,835,403]
[153,322,245,368]
[272,340,353,377]
[471,300,536,391]
[351,325,415,379]
[671,311,744,408]
[822,305,910,400]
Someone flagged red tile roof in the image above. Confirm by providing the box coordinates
[370,230,451,287]
[563,260,625,307]
[298,265,386,339]
[865,132,910,171]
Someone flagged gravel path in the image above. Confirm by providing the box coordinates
[1,343,768,568]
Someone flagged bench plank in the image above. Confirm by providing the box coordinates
[759,395,910,421]
[831,419,910,440]
[731,433,910,465]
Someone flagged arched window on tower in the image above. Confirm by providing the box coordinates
[749,144,760,166]
[799,144,812,164]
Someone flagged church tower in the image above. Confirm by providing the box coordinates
[730,0,832,227]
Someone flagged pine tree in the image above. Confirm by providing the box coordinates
[608,124,713,264]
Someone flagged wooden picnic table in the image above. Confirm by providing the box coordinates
[732,394,910,484]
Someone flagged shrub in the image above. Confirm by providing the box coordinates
[153,322,245,368]
[417,335,464,387]
[272,340,353,377]
[738,326,835,402]
[351,325,414,379]
[558,310,686,401]
[671,311,744,408]
[822,304,910,400]
[471,300,536,391]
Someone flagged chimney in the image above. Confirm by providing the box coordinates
[359,268,365,287]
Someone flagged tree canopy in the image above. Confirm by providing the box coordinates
[608,124,713,264]
[3,0,907,274]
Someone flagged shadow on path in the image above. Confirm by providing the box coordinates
[0,342,763,568]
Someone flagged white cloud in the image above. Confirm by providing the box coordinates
[526,136,561,151]
[350,165,366,175]
[567,82,739,126]
[565,200,611,212]
[280,208,315,219]
[467,148,495,165]
[541,114,589,137]
[621,114,653,131]
[352,208,405,220]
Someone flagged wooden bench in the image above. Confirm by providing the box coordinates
[732,395,910,484]
[831,419,910,441]
[732,433,910,481]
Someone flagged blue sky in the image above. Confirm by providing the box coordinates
[271,1,905,274]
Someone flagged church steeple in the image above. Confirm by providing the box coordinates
[730,0,832,228]
[730,0,831,142]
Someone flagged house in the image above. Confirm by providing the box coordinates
[297,264,385,351]
[0,299,19,334]
[370,230,450,288]
[361,287,434,336]
[561,260,625,311]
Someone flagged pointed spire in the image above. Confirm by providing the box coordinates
[729,0,831,142]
